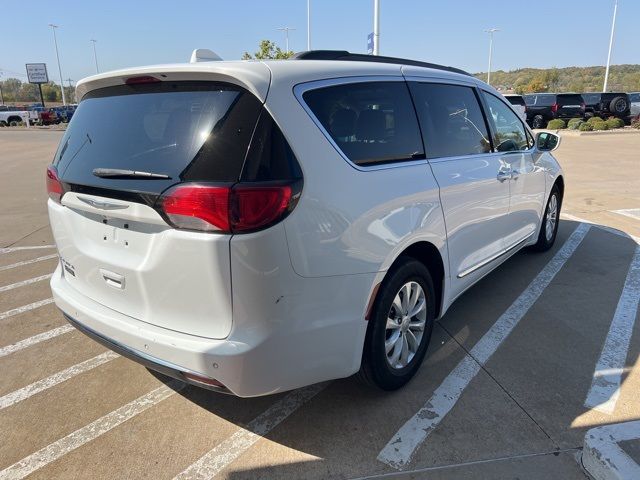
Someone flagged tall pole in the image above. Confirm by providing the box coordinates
[0,72,4,106]
[277,27,296,52]
[66,78,74,103]
[373,0,380,55]
[49,24,66,105]
[307,0,311,50]
[485,28,499,85]
[603,0,618,92]
[91,39,99,74]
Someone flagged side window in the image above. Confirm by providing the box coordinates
[302,81,424,166]
[408,82,491,159]
[482,92,530,152]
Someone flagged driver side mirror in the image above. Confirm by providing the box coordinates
[535,131,561,152]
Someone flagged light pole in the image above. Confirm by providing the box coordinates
[90,39,99,74]
[373,0,380,55]
[49,24,66,105]
[277,27,296,53]
[603,0,618,92]
[66,78,74,103]
[0,72,4,106]
[307,0,311,50]
[485,28,499,85]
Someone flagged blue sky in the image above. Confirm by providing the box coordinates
[1,0,638,86]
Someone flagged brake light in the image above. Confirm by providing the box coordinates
[125,75,161,85]
[551,103,559,113]
[46,165,63,204]
[159,183,297,233]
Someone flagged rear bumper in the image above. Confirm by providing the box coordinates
[62,312,232,394]
[51,264,370,397]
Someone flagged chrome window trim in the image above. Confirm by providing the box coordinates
[293,76,429,172]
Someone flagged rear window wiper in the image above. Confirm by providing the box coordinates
[92,168,171,179]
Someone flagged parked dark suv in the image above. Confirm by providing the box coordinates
[523,93,585,128]
[581,92,631,122]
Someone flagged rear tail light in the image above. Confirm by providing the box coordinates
[581,102,586,111]
[159,182,298,233]
[46,165,63,204]
[551,103,559,113]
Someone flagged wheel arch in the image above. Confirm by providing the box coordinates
[367,241,446,321]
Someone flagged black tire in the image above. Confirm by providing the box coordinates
[358,257,436,391]
[584,112,594,120]
[532,115,545,129]
[9,120,18,127]
[609,96,628,114]
[531,185,561,252]
[0,121,6,127]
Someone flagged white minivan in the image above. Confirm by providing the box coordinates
[48,50,564,397]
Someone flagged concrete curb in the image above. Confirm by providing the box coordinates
[582,421,640,480]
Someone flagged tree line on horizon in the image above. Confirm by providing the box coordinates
[475,64,640,94]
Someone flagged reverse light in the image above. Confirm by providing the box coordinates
[46,165,64,203]
[159,183,297,234]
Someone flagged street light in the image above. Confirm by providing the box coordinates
[276,27,296,53]
[49,24,66,105]
[90,39,99,74]
[373,0,380,55]
[307,0,311,51]
[484,28,499,85]
[603,0,618,92]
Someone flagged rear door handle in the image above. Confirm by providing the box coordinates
[100,268,125,290]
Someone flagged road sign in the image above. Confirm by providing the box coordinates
[25,63,49,84]
[367,33,374,55]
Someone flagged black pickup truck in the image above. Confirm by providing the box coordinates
[581,92,631,122]
[523,93,585,128]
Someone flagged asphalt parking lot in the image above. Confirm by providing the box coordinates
[1,129,639,479]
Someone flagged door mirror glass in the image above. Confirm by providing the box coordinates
[535,131,560,152]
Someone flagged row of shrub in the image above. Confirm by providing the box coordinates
[546,116,626,131]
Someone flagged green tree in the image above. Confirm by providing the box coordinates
[543,68,560,91]
[242,40,293,60]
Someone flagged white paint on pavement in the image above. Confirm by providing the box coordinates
[0,351,119,410]
[612,209,640,222]
[0,273,52,293]
[175,382,327,480]
[0,324,74,359]
[0,245,55,254]
[0,381,184,480]
[377,223,591,470]
[583,420,640,480]
[561,213,640,244]
[0,298,55,322]
[0,254,57,272]
[584,246,640,414]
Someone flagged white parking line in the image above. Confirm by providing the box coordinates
[0,324,74,359]
[0,254,58,272]
[0,298,55,322]
[0,351,119,410]
[0,245,55,254]
[0,381,184,480]
[175,382,327,480]
[584,246,640,414]
[561,213,640,244]
[0,273,52,293]
[377,223,591,470]
[612,208,640,222]
[583,420,640,480]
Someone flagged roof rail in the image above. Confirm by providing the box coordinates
[291,50,472,77]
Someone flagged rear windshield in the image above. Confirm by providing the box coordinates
[630,93,640,102]
[582,93,601,105]
[54,81,262,194]
[505,95,525,106]
[556,94,583,106]
[533,95,555,106]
